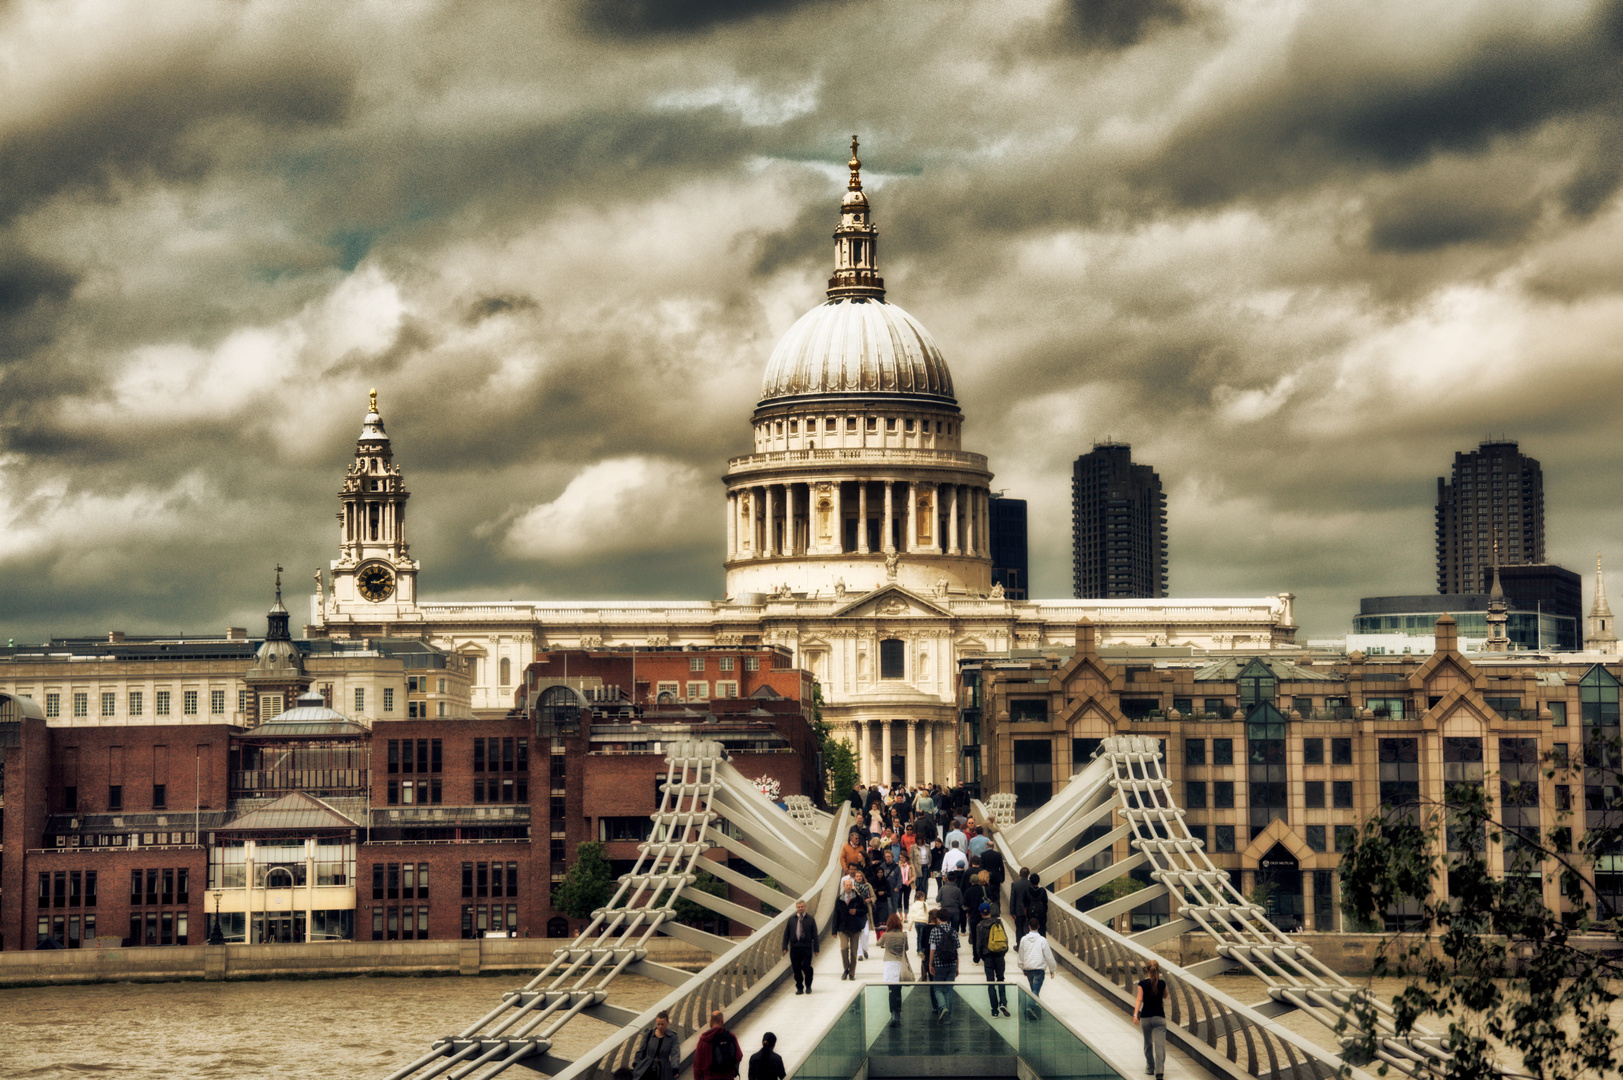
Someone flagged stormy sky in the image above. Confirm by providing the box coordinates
[2,0,1621,644]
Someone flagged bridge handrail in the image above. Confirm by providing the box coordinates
[547,802,852,1080]
[977,798,1373,1080]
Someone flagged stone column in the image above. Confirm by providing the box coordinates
[764,485,777,557]
[924,721,935,785]
[905,720,918,787]
[883,481,895,554]
[881,719,892,786]
[906,482,917,553]
[852,719,868,782]
[948,486,960,555]
[962,488,975,557]
[726,493,737,559]
[927,482,941,553]
[831,480,844,554]
[857,482,870,554]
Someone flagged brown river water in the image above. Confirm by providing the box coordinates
[3,971,1619,1078]
[0,974,671,1079]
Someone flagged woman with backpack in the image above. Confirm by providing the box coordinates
[1134,958,1169,1080]
[926,907,960,1022]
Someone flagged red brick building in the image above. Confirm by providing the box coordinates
[0,645,816,950]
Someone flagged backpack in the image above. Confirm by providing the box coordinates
[985,920,1009,955]
[933,927,959,964]
[710,1031,739,1072]
[1026,887,1049,924]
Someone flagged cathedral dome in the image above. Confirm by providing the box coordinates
[759,297,956,406]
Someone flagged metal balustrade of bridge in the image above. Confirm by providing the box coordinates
[981,734,1487,1080]
[385,740,847,1080]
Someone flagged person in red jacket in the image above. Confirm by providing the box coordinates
[694,1009,743,1080]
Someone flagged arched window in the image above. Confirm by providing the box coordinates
[500,657,511,686]
[879,639,905,680]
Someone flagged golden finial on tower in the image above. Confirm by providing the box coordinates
[848,135,862,190]
[369,388,378,414]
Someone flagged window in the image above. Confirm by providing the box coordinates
[1378,738,1420,812]
[1185,739,1206,766]
[1332,781,1353,808]
[1185,781,1207,809]
[1214,825,1236,852]
[719,657,734,672]
[383,688,395,712]
[73,692,88,717]
[1247,705,1289,837]
[211,690,225,715]
[716,681,739,698]
[690,656,705,672]
[101,692,116,717]
[46,692,61,717]
[744,656,759,672]
[156,690,170,716]
[239,690,248,715]
[183,691,198,716]
[1334,825,1357,851]
[1331,738,1353,766]
[1305,781,1325,808]
[1305,825,1326,852]
[1213,781,1234,808]
[64,785,78,811]
[1072,738,1102,768]
[1367,696,1405,720]
[1549,701,1567,727]
[879,639,905,679]
[686,681,708,701]
[1203,698,1227,716]
[500,658,511,685]
[1212,738,1233,766]
[152,784,166,809]
[1237,659,1277,713]
[108,785,123,812]
[1013,740,1053,810]
[354,688,366,713]
[129,691,143,717]
[1303,738,1323,765]
[1009,699,1048,723]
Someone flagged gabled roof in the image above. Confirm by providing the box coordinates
[221,791,359,833]
[828,584,953,619]
[1191,657,1336,682]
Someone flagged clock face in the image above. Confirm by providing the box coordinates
[357,564,395,602]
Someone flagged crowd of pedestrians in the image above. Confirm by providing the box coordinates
[628,780,1170,1080]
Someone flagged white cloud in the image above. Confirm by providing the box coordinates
[501,456,712,563]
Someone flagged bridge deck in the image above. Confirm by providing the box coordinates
[717,929,1210,1080]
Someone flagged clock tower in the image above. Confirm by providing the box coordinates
[326,390,422,625]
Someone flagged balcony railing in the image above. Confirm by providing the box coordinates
[726,447,990,474]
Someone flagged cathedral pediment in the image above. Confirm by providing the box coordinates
[830,585,952,620]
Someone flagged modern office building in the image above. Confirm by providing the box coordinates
[987,493,1028,600]
[1071,443,1167,599]
[1476,563,1582,648]
[959,617,1623,933]
[1435,441,1545,595]
[1353,593,1579,652]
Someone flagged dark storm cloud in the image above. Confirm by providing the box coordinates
[0,35,358,224]
[1052,0,1193,50]
[570,0,827,38]
[1142,1,1623,209]
[3,0,1623,644]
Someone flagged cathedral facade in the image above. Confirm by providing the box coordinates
[312,144,1299,787]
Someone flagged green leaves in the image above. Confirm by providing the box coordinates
[551,840,615,919]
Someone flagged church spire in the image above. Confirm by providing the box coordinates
[1589,553,1617,651]
[827,136,885,301]
[1484,537,1510,651]
[1594,554,1613,619]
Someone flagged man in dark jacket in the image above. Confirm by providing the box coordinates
[1025,871,1050,936]
[631,1010,680,1080]
[980,845,1006,898]
[937,875,964,936]
[1008,867,1034,930]
[780,899,819,994]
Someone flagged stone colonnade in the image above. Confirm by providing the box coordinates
[847,717,949,788]
[726,479,990,560]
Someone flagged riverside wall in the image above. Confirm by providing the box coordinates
[0,935,717,986]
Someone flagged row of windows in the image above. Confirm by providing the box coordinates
[373,905,431,940]
[38,870,99,908]
[767,416,954,437]
[373,862,429,900]
[60,783,169,812]
[128,910,189,946]
[131,868,190,907]
[387,739,443,774]
[36,912,98,948]
[473,738,528,772]
[462,861,520,899]
[1184,779,1356,810]
[461,904,520,938]
[46,689,222,718]
[686,656,747,672]
[386,778,442,805]
[654,681,741,702]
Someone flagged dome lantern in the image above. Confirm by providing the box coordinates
[827,135,884,301]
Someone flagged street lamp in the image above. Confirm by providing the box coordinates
[207,890,225,945]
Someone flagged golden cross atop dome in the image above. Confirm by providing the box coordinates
[848,135,862,190]
[369,388,378,413]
